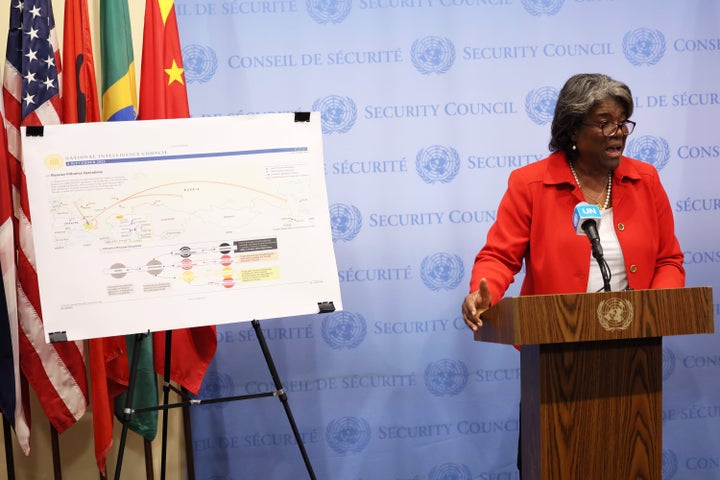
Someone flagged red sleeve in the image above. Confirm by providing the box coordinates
[469,169,531,301]
[649,169,685,288]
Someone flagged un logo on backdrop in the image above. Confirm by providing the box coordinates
[306,0,352,24]
[520,0,564,16]
[626,135,670,171]
[329,203,362,242]
[425,359,469,396]
[321,311,366,349]
[411,36,455,75]
[416,145,460,184]
[429,463,473,480]
[662,449,679,480]
[420,253,464,291]
[325,416,371,454]
[182,44,218,84]
[197,372,235,409]
[622,28,666,66]
[525,87,559,125]
[312,95,357,134]
[662,347,676,381]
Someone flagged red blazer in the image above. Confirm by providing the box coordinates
[469,151,685,301]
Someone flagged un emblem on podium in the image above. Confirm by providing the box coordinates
[596,298,634,331]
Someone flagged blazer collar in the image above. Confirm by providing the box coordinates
[543,151,642,185]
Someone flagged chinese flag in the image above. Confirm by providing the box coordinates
[139,0,217,394]
[139,0,191,120]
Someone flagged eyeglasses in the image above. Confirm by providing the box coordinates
[582,120,636,137]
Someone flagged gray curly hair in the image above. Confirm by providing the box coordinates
[549,73,634,157]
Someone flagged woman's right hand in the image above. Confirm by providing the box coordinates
[461,278,492,332]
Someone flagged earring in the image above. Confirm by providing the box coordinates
[572,144,577,151]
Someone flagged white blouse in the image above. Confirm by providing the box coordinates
[586,208,629,293]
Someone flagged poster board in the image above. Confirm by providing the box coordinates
[22,113,342,342]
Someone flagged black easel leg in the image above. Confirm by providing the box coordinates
[114,332,148,480]
[3,415,15,480]
[160,331,172,480]
[251,320,316,480]
[181,387,196,480]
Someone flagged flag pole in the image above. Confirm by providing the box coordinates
[50,425,62,480]
[2,416,15,480]
[159,331,172,480]
[143,439,155,480]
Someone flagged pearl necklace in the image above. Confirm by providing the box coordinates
[569,162,612,210]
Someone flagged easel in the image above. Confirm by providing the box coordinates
[22,113,339,480]
[114,304,334,480]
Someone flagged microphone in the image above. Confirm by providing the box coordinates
[572,201,611,291]
[572,202,603,257]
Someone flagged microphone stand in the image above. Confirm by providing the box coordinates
[591,245,612,292]
[579,218,612,291]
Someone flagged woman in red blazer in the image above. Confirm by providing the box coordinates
[462,73,685,330]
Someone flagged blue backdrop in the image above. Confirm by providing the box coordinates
[175,1,720,478]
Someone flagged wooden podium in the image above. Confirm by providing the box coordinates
[474,287,714,480]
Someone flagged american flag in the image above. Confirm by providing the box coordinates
[2,0,88,449]
[0,107,29,454]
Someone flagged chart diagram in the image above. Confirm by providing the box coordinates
[23,114,342,341]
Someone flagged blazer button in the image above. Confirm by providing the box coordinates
[617,223,625,231]
[629,264,638,273]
